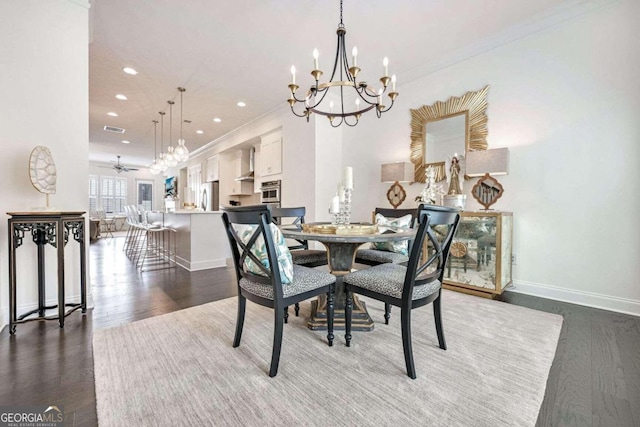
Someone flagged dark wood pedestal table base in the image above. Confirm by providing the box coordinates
[7,211,87,335]
[280,224,415,332]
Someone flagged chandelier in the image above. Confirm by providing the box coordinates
[157,111,168,172]
[164,100,178,167]
[149,119,160,175]
[287,0,398,127]
[173,87,190,162]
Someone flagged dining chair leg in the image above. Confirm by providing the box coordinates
[284,306,289,324]
[384,303,391,325]
[269,307,285,378]
[233,295,246,348]
[401,306,416,379]
[345,288,352,347]
[294,302,300,316]
[326,287,334,347]
[433,293,447,350]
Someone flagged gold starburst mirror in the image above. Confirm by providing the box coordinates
[410,86,489,183]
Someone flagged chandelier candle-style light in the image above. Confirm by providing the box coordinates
[173,87,190,162]
[288,0,398,127]
[164,100,178,167]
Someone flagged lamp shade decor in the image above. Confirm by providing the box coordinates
[466,147,509,210]
[465,147,509,177]
[287,0,398,127]
[381,162,413,209]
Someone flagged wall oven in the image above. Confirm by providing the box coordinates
[260,180,281,204]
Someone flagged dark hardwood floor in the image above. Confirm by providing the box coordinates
[1,236,638,426]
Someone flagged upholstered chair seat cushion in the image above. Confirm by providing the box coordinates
[355,249,409,265]
[290,249,327,266]
[240,265,335,300]
[344,263,441,300]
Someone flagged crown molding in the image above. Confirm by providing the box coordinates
[402,0,621,84]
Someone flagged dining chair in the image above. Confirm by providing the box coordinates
[355,207,418,266]
[355,207,418,324]
[222,205,336,377]
[269,206,328,320]
[343,204,460,379]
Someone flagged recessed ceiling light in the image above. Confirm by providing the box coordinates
[236,101,246,107]
[121,140,131,144]
[115,94,128,100]
[196,130,204,134]
[213,117,222,123]
[107,112,118,117]
[122,67,138,75]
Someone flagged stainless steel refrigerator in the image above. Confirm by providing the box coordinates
[201,181,220,211]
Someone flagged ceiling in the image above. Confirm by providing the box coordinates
[89,0,570,168]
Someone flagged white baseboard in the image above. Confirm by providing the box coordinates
[507,280,640,317]
[175,256,229,272]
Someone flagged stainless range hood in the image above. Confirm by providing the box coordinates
[235,147,255,181]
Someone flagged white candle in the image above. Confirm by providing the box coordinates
[383,57,389,77]
[352,46,358,67]
[391,74,396,91]
[329,101,334,113]
[330,196,340,214]
[338,184,345,202]
[313,48,319,70]
[355,98,360,110]
[290,65,296,85]
[343,167,353,190]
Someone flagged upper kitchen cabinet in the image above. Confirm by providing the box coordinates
[260,132,282,177]
[205,155,220,182]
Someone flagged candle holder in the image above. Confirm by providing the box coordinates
[329,209,339,226]
[341,188,352,225]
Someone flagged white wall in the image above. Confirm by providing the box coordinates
[0,0,90,329]
[342,0,640,314]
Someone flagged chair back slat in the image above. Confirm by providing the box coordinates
[403,205,460,301]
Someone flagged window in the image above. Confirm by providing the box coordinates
[89,175,128,213]
[89,175,98,213]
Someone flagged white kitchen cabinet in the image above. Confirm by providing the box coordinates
[260,133,282,177]
[205,155,220,182]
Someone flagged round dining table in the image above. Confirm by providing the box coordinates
[280,223,415,332]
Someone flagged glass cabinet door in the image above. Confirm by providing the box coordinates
[443,211,512,295]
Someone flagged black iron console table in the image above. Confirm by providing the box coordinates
[7,211,87,334]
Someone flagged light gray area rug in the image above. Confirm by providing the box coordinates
[93,291,562,426]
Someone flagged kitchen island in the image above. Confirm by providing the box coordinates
[150,210,231,271]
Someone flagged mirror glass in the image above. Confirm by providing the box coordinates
[410,86,489,183]
[424,113,467,170]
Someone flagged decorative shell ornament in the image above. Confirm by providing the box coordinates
[29,146,57,208]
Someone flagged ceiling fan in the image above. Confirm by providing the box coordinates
[101,155,139,173]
